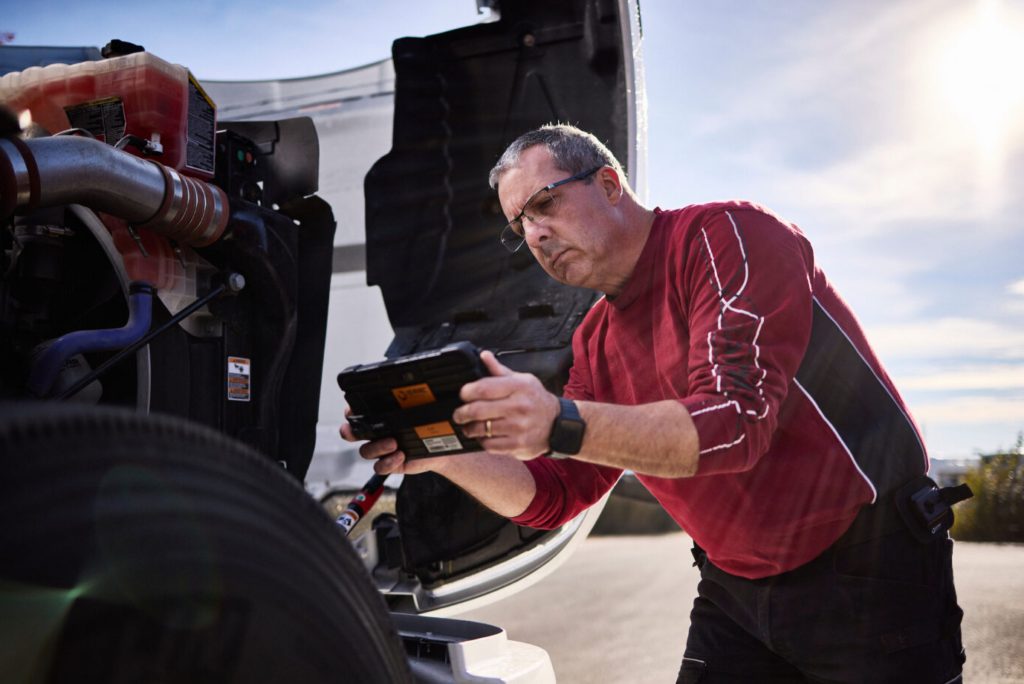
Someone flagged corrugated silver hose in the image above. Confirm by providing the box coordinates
[0,135,228,247]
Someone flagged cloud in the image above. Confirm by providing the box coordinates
[194,0,482,80]
[895,364,1024,391]
[912,395,1024,425]
[684,1,957,138]
[866,317,1024,360]
[1010,278,1024,296]
[669,0,1024,232]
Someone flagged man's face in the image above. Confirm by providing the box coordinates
[497,146,620,291]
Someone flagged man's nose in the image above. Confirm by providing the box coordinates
[522,217,551,247]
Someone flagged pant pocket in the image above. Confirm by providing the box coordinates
[833,529,937,588]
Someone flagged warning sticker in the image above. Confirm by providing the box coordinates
[186,72,216,175]
[336,511,358,532]
[423,434,463,454]
[227,356,251,402]
[64,97,126,144]
[392,383,436,409]
[414,421,456,439]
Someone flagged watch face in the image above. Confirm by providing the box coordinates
[549,398,586,455]
[557,420,585,450]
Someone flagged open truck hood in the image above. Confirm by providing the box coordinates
[360,0,647,616]
[367,0,646,367]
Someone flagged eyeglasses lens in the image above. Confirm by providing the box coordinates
[500,224,524,251]
[529,188,558,222]
[500,188,557,252]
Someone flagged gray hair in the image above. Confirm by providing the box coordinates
[488,124,626,190]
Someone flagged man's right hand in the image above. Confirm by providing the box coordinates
[339,408,538,519]
[339,410,452,476]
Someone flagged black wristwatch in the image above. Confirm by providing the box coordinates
[545,397,586,460]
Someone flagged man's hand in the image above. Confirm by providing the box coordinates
[339,409,451,476]
[339,396,540,519]
[453,350,561,461]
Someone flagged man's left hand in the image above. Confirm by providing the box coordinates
[453,350,561,461]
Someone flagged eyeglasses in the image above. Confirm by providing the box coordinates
[499,167,603,252]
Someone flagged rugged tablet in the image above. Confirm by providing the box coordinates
[337,342,488,459]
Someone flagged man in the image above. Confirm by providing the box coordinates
[341,124,967,683]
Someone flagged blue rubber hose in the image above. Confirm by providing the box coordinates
[27,282,154,397]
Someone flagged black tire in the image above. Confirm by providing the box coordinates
[0,404,412,684]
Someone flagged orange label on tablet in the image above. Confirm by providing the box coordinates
[392,383,436,408]
[414,421,456,438]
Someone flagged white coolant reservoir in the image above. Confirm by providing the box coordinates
[0,50,216,180]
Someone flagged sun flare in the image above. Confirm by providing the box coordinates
[938,0,1024,150]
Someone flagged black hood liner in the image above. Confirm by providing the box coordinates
[365,0,633,378]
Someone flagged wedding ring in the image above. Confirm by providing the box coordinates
[485,420,493,439]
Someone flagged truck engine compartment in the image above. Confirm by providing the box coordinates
[0,2,643,679]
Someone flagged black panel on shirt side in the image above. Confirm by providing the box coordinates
[794,300,926,496]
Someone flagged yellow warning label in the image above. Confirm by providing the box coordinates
[414,421,456,439]
[227,356,251,402]
[63,97,125,144]
[188,72,216,109]
[393,383,436,408]
[64,96,122,109]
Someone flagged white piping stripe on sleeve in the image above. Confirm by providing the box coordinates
[724,214,766,406]
[694,213,773,458]
[721,211,758,320]
[752,316,765,388]
[811,296,929,472]
[700,225,760,325]
[696,432,745,454]
[746,403,770,419]
[707,330,722,394]
[690,400,741,417]
[747,313,768,411]
[700,227,726,330]
[794,378,878,503]
[701,226,729,397]
[719,214,748,314]
[700,214,769,415]
[700,223,738,397]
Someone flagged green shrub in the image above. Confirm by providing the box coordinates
[951,431,1024,542]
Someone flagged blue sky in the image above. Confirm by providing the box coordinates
[5,0,1023,457]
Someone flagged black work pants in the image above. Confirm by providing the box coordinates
[678,528,966,683]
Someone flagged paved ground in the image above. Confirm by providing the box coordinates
[460,533,1024,684]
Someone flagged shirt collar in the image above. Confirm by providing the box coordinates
[607,208,665,311]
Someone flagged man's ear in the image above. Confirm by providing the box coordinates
[598,167,624,206]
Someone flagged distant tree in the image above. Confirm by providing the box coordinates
[951,431,1024,541]
[0,32,15,45]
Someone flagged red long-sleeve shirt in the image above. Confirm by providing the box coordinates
[511,201,929,579]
